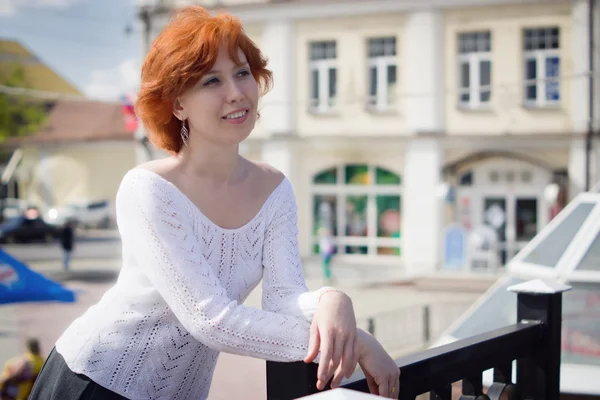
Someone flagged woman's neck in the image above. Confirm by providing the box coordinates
[176,140,244,185]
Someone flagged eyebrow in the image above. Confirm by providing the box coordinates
[206,62,249,75]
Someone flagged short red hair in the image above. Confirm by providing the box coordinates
[135,6,272,154]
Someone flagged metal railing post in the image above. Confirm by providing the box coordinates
[509,279,571,400]
[266,361,321,400]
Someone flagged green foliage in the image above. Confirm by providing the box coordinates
[0,65,48,142]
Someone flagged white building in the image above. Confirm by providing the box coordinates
[143,0,600,276]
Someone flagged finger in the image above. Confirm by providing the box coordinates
[388,379,398,399]
[304,323,320,363]
[317,336,333,390]
[344,335,360,378]
[330,363,345,389]
[365,373,378,395]
[347,335,360,379]
[378,380,389,398]
[329,334,344,382]
[340,333,354,379]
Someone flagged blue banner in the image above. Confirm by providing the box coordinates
[443,224,468,270]
[0,248,75,305]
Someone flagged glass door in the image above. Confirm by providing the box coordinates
[483,197,507,266]
[514,197,538,254]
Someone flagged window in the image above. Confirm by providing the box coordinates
[309,41,337,112]
[458,31,492,108]
[367,37,397,111]
[523,27,560,107]
[522,202,595,267]
[312,164,402,257]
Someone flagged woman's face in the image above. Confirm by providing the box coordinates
[174,45,259,147]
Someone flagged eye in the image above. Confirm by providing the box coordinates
[203,77,219,86]
[237,69,250,78]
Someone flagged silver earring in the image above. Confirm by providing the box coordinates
[180,120,189,147]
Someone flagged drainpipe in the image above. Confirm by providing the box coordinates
[586,0,595,191]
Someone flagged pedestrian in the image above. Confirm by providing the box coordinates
[60,219,75,271]
[318,227,335,284]
[29,6,400,400]
[0,338,45,400]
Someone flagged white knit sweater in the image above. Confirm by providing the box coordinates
[55,168,332,400]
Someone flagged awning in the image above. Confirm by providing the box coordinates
[0,248,75,304]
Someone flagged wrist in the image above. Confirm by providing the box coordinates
[317,287,347,303]
[356,329,369,359]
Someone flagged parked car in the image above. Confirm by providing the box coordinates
[45,200,114,229]
[0,198,31,222]
[0,214,61,244]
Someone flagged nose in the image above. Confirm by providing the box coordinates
[226,80,244,103]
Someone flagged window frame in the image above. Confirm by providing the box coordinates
[367,37,397,112]
[457,31,492,109]
[308,41,338,113]
[311,164,403,259]
[523,48,561,108]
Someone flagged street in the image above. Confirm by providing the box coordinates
[2,229,122,263]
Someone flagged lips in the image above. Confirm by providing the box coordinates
[222,109,248,120]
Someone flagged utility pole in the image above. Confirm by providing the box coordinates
[135,2,169,164]
[585,0,595,191]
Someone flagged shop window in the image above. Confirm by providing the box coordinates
[376,167,401,185]
[345,164,369,185]
[459,171,473,186]
[313,167,337,184]
[312,164,402,256]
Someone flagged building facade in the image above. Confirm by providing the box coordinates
[146,0,600,275]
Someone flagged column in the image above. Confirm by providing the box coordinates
[569,138,587,197]
[260,20,296,135]
[402,138,444,275]
[261,139,296,185]
[571,0,591,134]
[401,10,445,133]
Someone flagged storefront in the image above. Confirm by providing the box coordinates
[310,163,403,262]
[452,158,555,269]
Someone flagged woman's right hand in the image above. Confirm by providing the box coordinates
[356,329,401,398]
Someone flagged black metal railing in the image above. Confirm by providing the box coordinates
[266,280,567,400]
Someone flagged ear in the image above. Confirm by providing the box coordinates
[172,97,186,121]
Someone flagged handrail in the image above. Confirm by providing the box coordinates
[266,279,570,400]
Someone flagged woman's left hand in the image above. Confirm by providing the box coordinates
[304,290,359,391]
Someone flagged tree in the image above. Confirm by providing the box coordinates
[0,65,48,143]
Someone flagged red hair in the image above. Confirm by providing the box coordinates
[135,6,272,154]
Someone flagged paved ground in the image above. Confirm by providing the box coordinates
[0,250,496,399]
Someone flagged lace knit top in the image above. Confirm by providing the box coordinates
[55,168,333,400]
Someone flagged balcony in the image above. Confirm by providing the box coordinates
[266,278,568,400]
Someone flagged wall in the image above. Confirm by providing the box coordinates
[18,142,136,209]
[444,3,573,135]
[294,14,409,137]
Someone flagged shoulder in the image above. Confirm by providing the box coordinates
[248,160,285,189]
[246,159,293,199]
[246,160,296,217]
[118,159,184,208]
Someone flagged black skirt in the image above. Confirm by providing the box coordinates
[29,348,127,400]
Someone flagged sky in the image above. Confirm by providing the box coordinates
[0,0,144,101]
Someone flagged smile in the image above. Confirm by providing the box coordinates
[222,109,249,125]
[223,110,247,120]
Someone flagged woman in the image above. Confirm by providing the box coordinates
[30,6,399,399]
